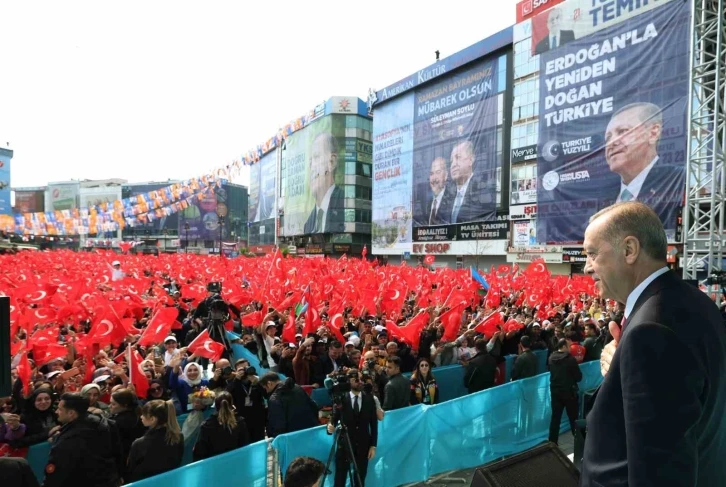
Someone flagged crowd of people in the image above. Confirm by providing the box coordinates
[0,248,618,486]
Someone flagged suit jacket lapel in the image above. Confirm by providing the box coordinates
[625,271,679,335]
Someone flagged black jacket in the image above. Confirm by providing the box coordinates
[108,410,145,475]
[126,427,184,483]
[511,349,538,381]
[582,336,602,362]
[267,378,319,438]
[582,271,726,487]
[311,354,353,387]
[330,392,378,449]
[192,413,250,461]
[463,351,497,393]
[547,350,582,395]
[382,373,410,410]
[43,414,122,487]
[0,457,40,487]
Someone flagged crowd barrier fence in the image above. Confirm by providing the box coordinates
[26,356,601,486]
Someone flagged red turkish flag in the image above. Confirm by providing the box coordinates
[17,352,33,396]
[423,255,435,266]
[187,329,225,362]
[127,347,149,398]
[475,311,505,338]
[282,310,297,344]
[137,307,178,346]
[439,303,466,342]
[33,343,68,367]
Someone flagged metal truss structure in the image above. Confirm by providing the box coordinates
[683,0,726,293]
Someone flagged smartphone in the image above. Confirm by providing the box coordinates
[60,367,80,380]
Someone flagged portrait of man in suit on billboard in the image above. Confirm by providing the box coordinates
[447,139,493,224]
[304,132,345,234]
[534,7,575,55]
[253,165,274,223]
[604,102,685,227]
[419,156,453,226]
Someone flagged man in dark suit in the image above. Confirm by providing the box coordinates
[535,7,575,55]
[604,102,686,229]
[416,156,453,226]
[447,139,494,224]
[326,369,378,487]
[581,201,726,486]
[304,132,345,234]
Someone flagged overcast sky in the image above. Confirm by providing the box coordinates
[0,0,518,190]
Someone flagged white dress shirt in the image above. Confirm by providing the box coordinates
[624,266,670,319]
[451,175,473,221]
[617,156,659,202]
[429,190,445,222]
[349,390,362,411]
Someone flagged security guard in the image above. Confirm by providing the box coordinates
[43,393,122,487]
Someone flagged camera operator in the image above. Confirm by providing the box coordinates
[260,372,319,438]
[360,351,388,404]
[276,343,298,381]
[312,340,353,388]
[208,358,233,391]
[326,369,378,487]
[226,359,266,442]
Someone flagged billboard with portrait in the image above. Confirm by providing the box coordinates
[282,116,346,236]
[371,92,415,254]
[411,57,501,241]
[0,150,10,215]
[125,184,180,232]
[13,190,44,214]
[179,182,229,241]
[249,151,276,223]
[533,0,689,242]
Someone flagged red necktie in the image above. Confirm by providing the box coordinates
[620,316,628,333]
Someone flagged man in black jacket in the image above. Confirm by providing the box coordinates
[547,339,582,444]
[43,393,122,487]
[511,336,538,381]
[382,356,409,411]
[463,338,497,394]
[312,341,353,387]
[260,373,319,438]
[327,369,378,487]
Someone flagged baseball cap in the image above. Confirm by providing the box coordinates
[164,336,177,343]
[287,343,297,349]
[345,341,356,347]
[532,322,541,328]
[112,261,121,266]
[46,370,63,379]
[265,321,277,329]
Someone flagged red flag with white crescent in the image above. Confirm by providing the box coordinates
[187,329,225,362]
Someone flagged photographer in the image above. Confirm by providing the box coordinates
[226,359,266,442]
[208,359,233,391]
[326,369,378,487]
[360,351,388,404]
[260,373,319,439]
[312,340,353,387]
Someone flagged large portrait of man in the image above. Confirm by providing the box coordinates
[534,7,576,55]
[604,102,685,226]
[303,133,345,234]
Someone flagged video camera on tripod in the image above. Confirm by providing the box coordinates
[203,281,233,354]
[705,270,726,286]
[323,369,355,405]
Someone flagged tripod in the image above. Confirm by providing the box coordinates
[322,413,364,487]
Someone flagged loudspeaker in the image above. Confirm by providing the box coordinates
[0,296,11,397]
[470,442,579,487]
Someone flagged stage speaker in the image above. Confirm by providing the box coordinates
[470,442,579,487]
[0,296,11,397]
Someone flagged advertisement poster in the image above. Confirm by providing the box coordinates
[513,220,537,247]
[411,58,501,241]
[0,150,10,215]
[534,0,689,242]
[282,116,346,236]
[13,190,44,214]
[180,183,228,241]
[371,92,414,254]
[48,184,78,211]
[249,151,276,223]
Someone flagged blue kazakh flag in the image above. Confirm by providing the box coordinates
[470,267,490,291]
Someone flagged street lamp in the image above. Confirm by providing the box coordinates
[216,203,228,258]
[184,222,190,254]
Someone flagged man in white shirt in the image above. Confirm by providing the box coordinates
[109,260,124,281]
[303,132,344,234]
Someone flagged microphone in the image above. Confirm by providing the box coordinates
[323,377,335,391]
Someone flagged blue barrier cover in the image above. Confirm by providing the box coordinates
[124,439,268,487]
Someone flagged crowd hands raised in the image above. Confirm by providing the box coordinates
[0,250,615,486]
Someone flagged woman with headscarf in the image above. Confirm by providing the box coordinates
[11,390,58,447]
[80,383,110,416]
[168,361,209,413]
[409,357,439,405]
[192,391,249,461]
